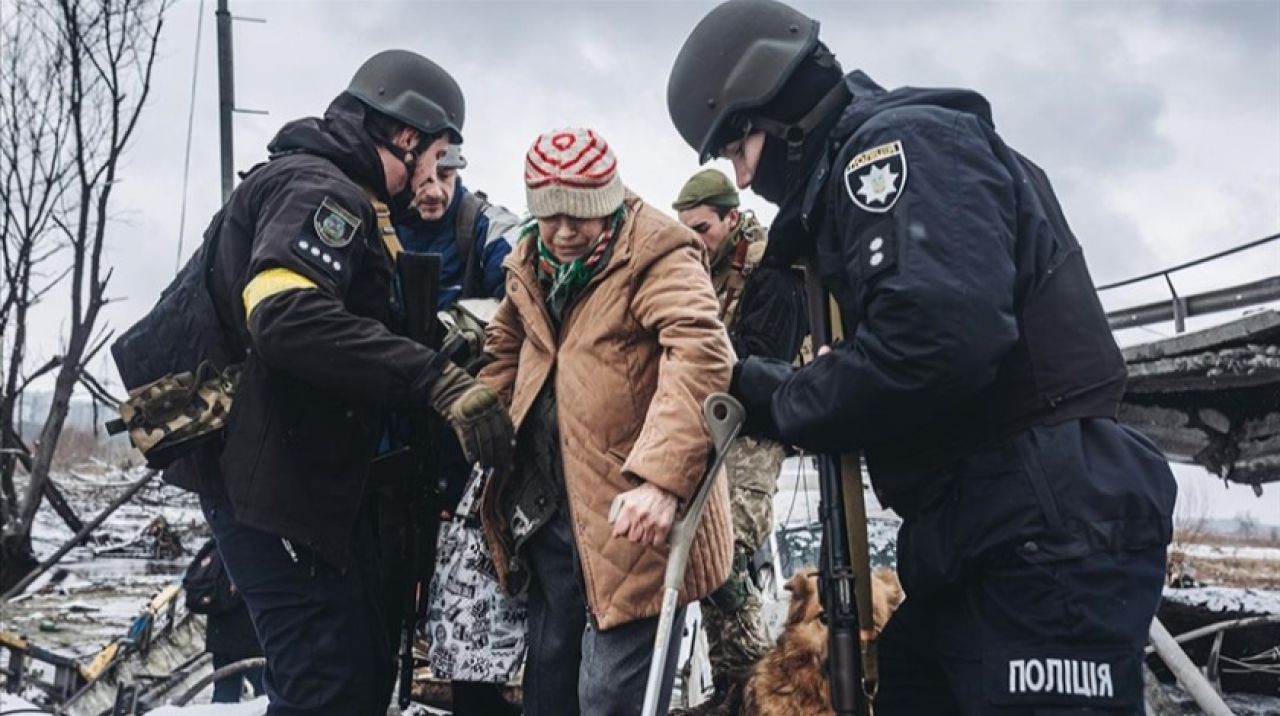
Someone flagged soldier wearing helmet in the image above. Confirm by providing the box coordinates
[671,168,804,715]
[190,50,514,714]
[669,2,1175,714]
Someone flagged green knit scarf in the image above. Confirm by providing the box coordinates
[530,207,626,322]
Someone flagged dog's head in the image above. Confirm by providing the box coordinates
[783,567,905,634]
[783,568,823,627]
[780,568,829,661]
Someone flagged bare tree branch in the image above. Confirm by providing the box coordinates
[0,0,77,541]
[78,370,121,410]
[7,0,172,558]
[14,357,63,397]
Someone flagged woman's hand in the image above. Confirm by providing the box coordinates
[609,482,679,547]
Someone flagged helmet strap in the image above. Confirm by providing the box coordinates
[379,133,430,174]
[749,80,850,170]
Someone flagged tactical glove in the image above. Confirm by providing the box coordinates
[429,361,515,473]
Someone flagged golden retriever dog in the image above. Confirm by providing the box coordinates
[742,567,904,716]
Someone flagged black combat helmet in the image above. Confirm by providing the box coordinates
[347,49,465,144]
[667,0,820,163]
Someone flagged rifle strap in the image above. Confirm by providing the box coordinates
[823,279,879,704]
[365,192,405,259]
[842,453,879,702]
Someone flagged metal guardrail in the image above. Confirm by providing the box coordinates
[1106,276,1280,332]
[1101,233,1280,333]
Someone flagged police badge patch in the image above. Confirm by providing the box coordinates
[312,196,361,248]
[844,140,907,214]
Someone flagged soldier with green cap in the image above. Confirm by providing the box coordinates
[672,168,806,715]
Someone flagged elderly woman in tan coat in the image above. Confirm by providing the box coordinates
[477,128,734,715]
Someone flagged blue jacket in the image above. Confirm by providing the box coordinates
[394,180,518,309]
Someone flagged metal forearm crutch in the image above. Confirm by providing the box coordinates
[640,392,745,716]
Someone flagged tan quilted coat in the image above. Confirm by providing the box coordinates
[478,193,735,630]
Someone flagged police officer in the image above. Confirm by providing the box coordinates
[671,168,804,715]
[197,50,514,715]
[668,2,1176,714]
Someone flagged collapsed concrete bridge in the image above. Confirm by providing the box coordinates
[1119,310,1280,491]
[1103,234,1280,492]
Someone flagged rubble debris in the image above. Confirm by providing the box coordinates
[1121,310,1280,488]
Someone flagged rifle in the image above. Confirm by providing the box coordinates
[802,260,867,716]
[394,251,448,709]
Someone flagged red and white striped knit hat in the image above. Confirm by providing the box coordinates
[524,128,625,219]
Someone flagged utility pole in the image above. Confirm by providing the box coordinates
[216,0,234,202]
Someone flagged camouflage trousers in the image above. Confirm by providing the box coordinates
[701,435,787,679]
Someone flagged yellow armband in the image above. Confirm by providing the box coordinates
[242,267,317,321]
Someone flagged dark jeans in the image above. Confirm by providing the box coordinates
[211,652,265,703]
[876,546,1166,715]
[523,509,684,716]
[201,493,399,716]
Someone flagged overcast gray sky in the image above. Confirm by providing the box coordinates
[13,0,1280,519]
[41,0,1279,337]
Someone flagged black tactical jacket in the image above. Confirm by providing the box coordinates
[732,266,807,363]
[737,72,1173,565]
[196,95,444,568]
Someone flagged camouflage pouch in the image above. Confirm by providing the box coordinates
[707,548,759,613]
[106,361,241,468]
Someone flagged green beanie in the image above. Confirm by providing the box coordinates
[672,168,739,211]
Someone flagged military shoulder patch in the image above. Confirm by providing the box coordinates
[844,140,907,214]
[312,196,361,248]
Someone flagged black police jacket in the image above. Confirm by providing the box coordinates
[738,72,1174,543]
[733,266,808,363]
[194,95,444,569]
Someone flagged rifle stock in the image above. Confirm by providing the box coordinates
[394,252,446,709]
[802,260,865,716]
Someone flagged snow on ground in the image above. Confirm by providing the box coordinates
[2,466,204,655]
[1163,585,1280,615]
[1179,543,1280,562]
[27,466,206,562]
[0,693,44,711]
[148,697,268,715]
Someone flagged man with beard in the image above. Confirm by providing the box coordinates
[667,2,1176,714]
[396,143,520,310]
[671,168,804,715]
[193,50,514,715]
